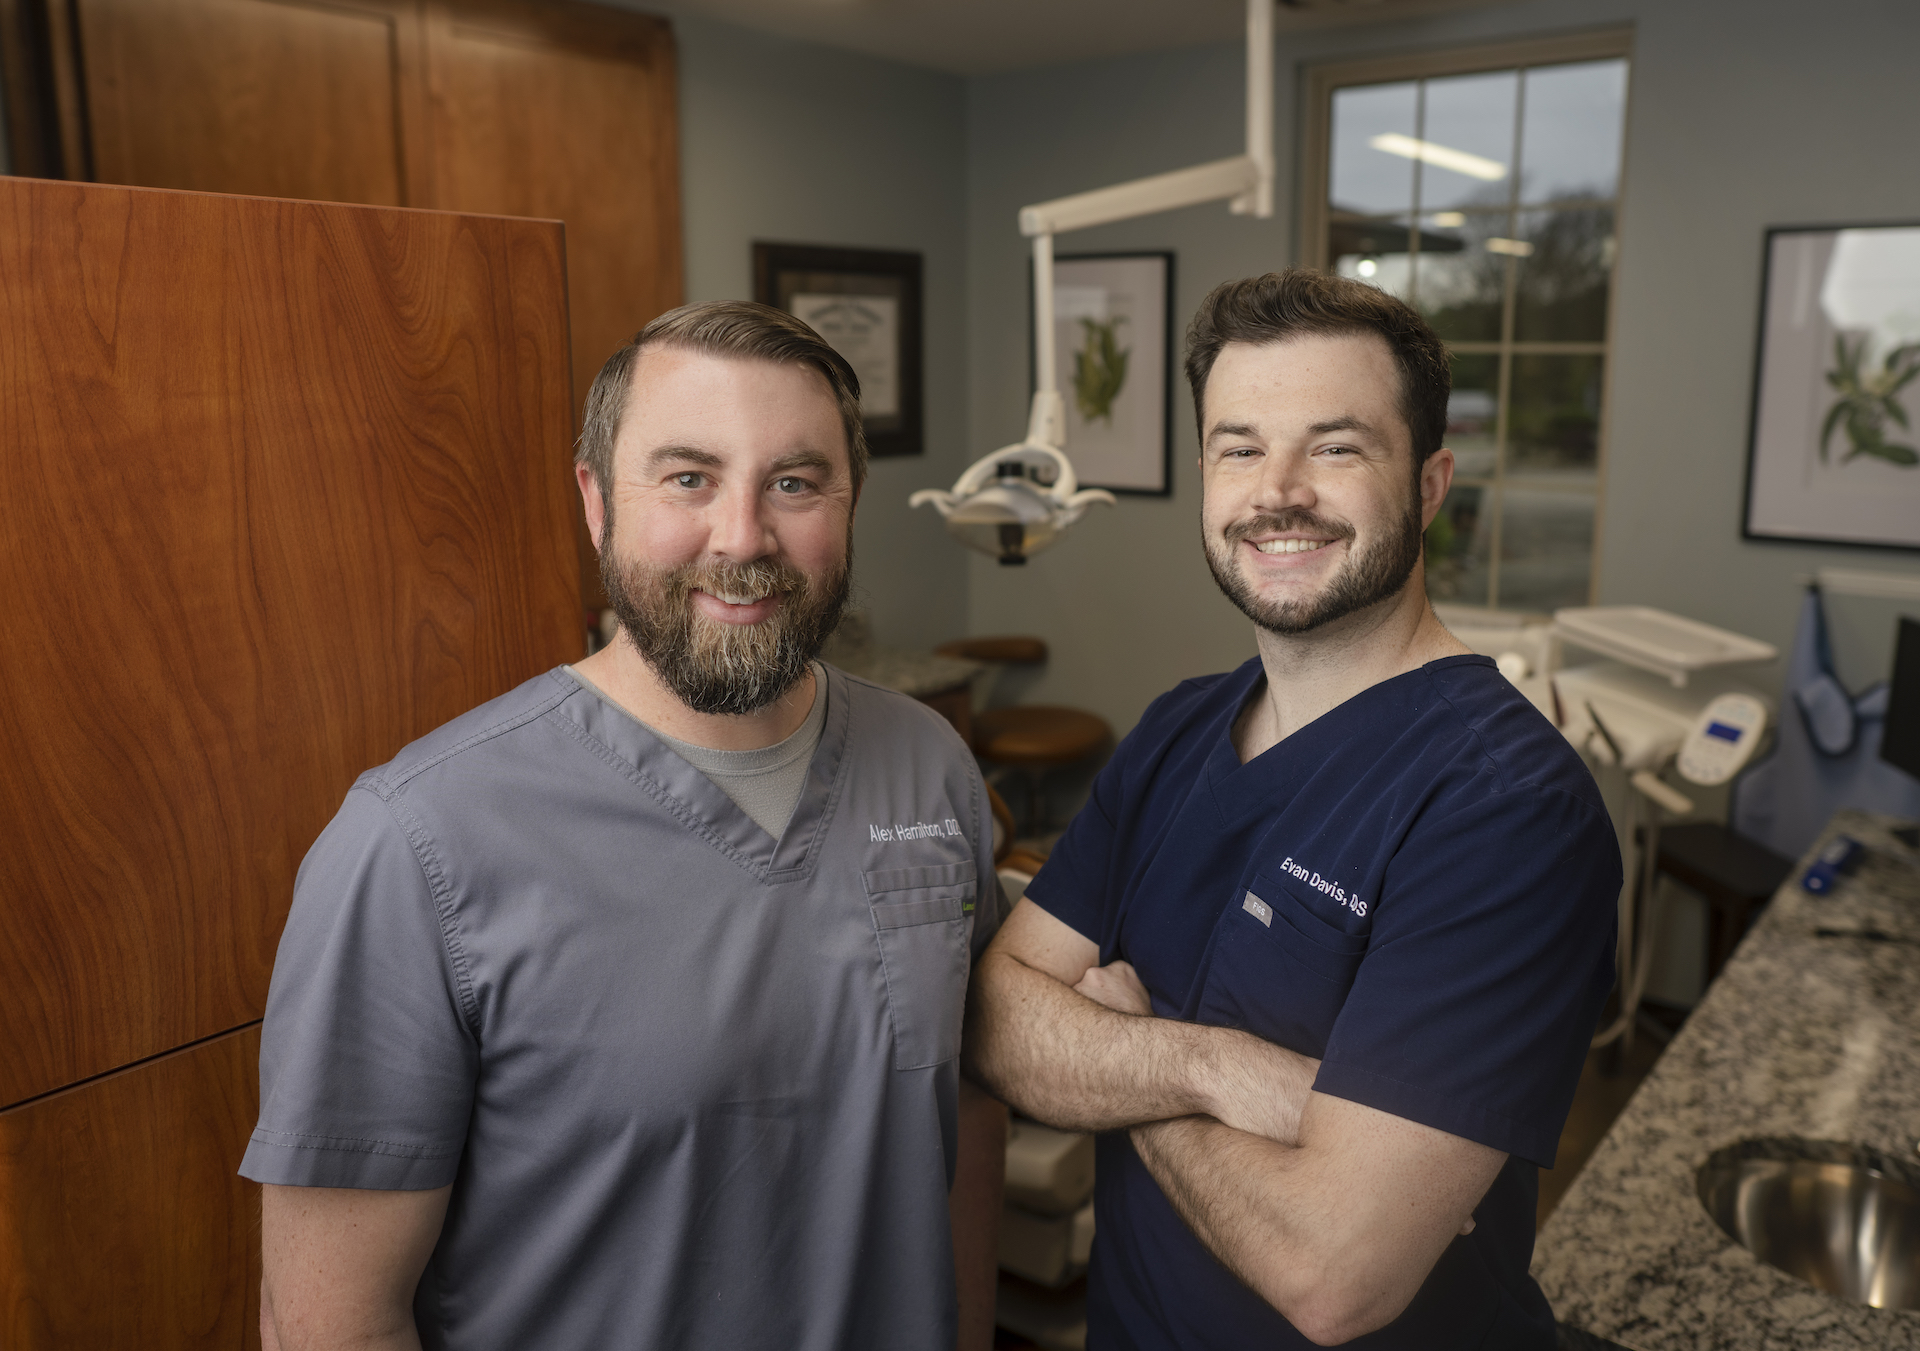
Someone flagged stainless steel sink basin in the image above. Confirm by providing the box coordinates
[1697,1139,1920,1309]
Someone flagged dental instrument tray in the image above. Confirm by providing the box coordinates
[1553,606,1778,687]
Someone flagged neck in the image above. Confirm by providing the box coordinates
[572,632,817,751]
[1233,566,1467,763]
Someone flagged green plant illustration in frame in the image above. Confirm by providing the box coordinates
[1073,316,1130,425]
[1821,334,1920,467]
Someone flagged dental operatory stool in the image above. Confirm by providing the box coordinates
[1653,822,1794,985]
[935,636,1110,837]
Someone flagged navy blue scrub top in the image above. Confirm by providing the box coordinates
[1027,654,1620,1351]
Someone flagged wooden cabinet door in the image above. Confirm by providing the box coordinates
[422,0,683,435]
[72,0,431,205]
[0,176,580,1108]
[0,1027,264,1350]
[20,0,686,609]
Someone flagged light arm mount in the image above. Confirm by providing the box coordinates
[913,0,1274,564]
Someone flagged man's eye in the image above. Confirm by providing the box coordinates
[772,476,809,495]
[673,472,706,489]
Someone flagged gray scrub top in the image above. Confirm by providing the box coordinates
[241,664,1000,1351]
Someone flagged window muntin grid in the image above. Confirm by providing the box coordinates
[1321,55,1629,612]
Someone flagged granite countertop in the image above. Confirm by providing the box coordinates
[1535,809,1920,1348]
[828,647,984,699]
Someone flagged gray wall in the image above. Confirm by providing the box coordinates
[965,0,1920,735]
[635,9,975,651]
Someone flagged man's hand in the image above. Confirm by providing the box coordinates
[1066,960,1314,1144]
[1073,960,1152,1016]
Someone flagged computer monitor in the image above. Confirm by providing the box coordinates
[1883,615,1920,782]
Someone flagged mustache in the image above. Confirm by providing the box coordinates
[1222,509,1356,545]
[657,555,809,608]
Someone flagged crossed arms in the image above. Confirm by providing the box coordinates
[964,898,1506,1347]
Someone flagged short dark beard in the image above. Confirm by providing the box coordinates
[600,509,852,717]
[1204,494,1424,636]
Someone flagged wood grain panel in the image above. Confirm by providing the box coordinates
[75,0,429,206]
[0,177,580,1106]
[423,0,684,608]
[424,0,683,421]
[0,1025,263,1351]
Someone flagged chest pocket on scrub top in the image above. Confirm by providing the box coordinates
[863,860,976,1070]
[1193,870,1368,1060]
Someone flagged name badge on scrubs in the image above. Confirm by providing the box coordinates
[1242,891,1273,927]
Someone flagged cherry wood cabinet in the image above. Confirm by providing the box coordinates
[4,0,685,607]
[0,1028,264,1348]
[0,173,579,1347]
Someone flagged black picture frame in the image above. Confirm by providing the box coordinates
[753,242,924,458]
[1029,250,1175,496]
[1742,220,1920,551]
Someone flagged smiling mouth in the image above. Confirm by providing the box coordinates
[1252,538,1333,555]
[704,588,774,606]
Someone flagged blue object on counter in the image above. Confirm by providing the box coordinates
[1801,835,1864,894]
[1734,589,1920,861]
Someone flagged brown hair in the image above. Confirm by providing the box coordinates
[575,300,868,499]
[1183,269,1451,466]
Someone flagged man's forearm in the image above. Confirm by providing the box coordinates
[1131,1101,1503,1346]
[1130,1118,1336,1330]
[964,948,1314,1140]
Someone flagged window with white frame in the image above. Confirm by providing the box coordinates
[1303,32,1631,613]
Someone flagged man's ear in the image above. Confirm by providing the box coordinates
[1419,447,1455,529]
[576,462,607,555]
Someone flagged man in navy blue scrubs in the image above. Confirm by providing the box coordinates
[967,270,1619,1348]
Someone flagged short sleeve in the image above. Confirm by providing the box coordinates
[239,786,479,1190]
[1311,786,1620,1168]
[1021,742,1127,951]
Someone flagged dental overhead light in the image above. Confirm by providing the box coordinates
[910,0,1277,564]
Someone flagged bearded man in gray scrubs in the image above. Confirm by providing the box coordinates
[242,301,1007,1351]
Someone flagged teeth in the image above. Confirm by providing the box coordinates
[712,590,769,605]
[1254,538,1330,554]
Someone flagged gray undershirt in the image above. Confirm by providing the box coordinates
[565,663,828,840]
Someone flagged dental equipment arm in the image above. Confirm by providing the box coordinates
[912,0,1274,561]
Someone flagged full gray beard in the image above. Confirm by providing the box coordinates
[601,529,851,717]
[1204,498,1424,636]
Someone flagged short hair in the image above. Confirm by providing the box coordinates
[575,300,868,499]
[1183,269,1451,466]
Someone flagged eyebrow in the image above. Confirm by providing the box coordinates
[767,449,837,476]
[643,444,841,477]
[645,444,723,471]
[1205,420,1261,444]
[1305,415,1382,439]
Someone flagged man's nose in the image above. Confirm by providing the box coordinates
[1250,448,1316,515]
[705,481,778,561]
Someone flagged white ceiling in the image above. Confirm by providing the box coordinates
[643,0,1512,77]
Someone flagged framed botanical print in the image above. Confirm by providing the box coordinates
[1036,251,1174,496]
[1745,222,1920,549]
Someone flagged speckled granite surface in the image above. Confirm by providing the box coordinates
[1534,810,1920,1349]
[831,648,982,699]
